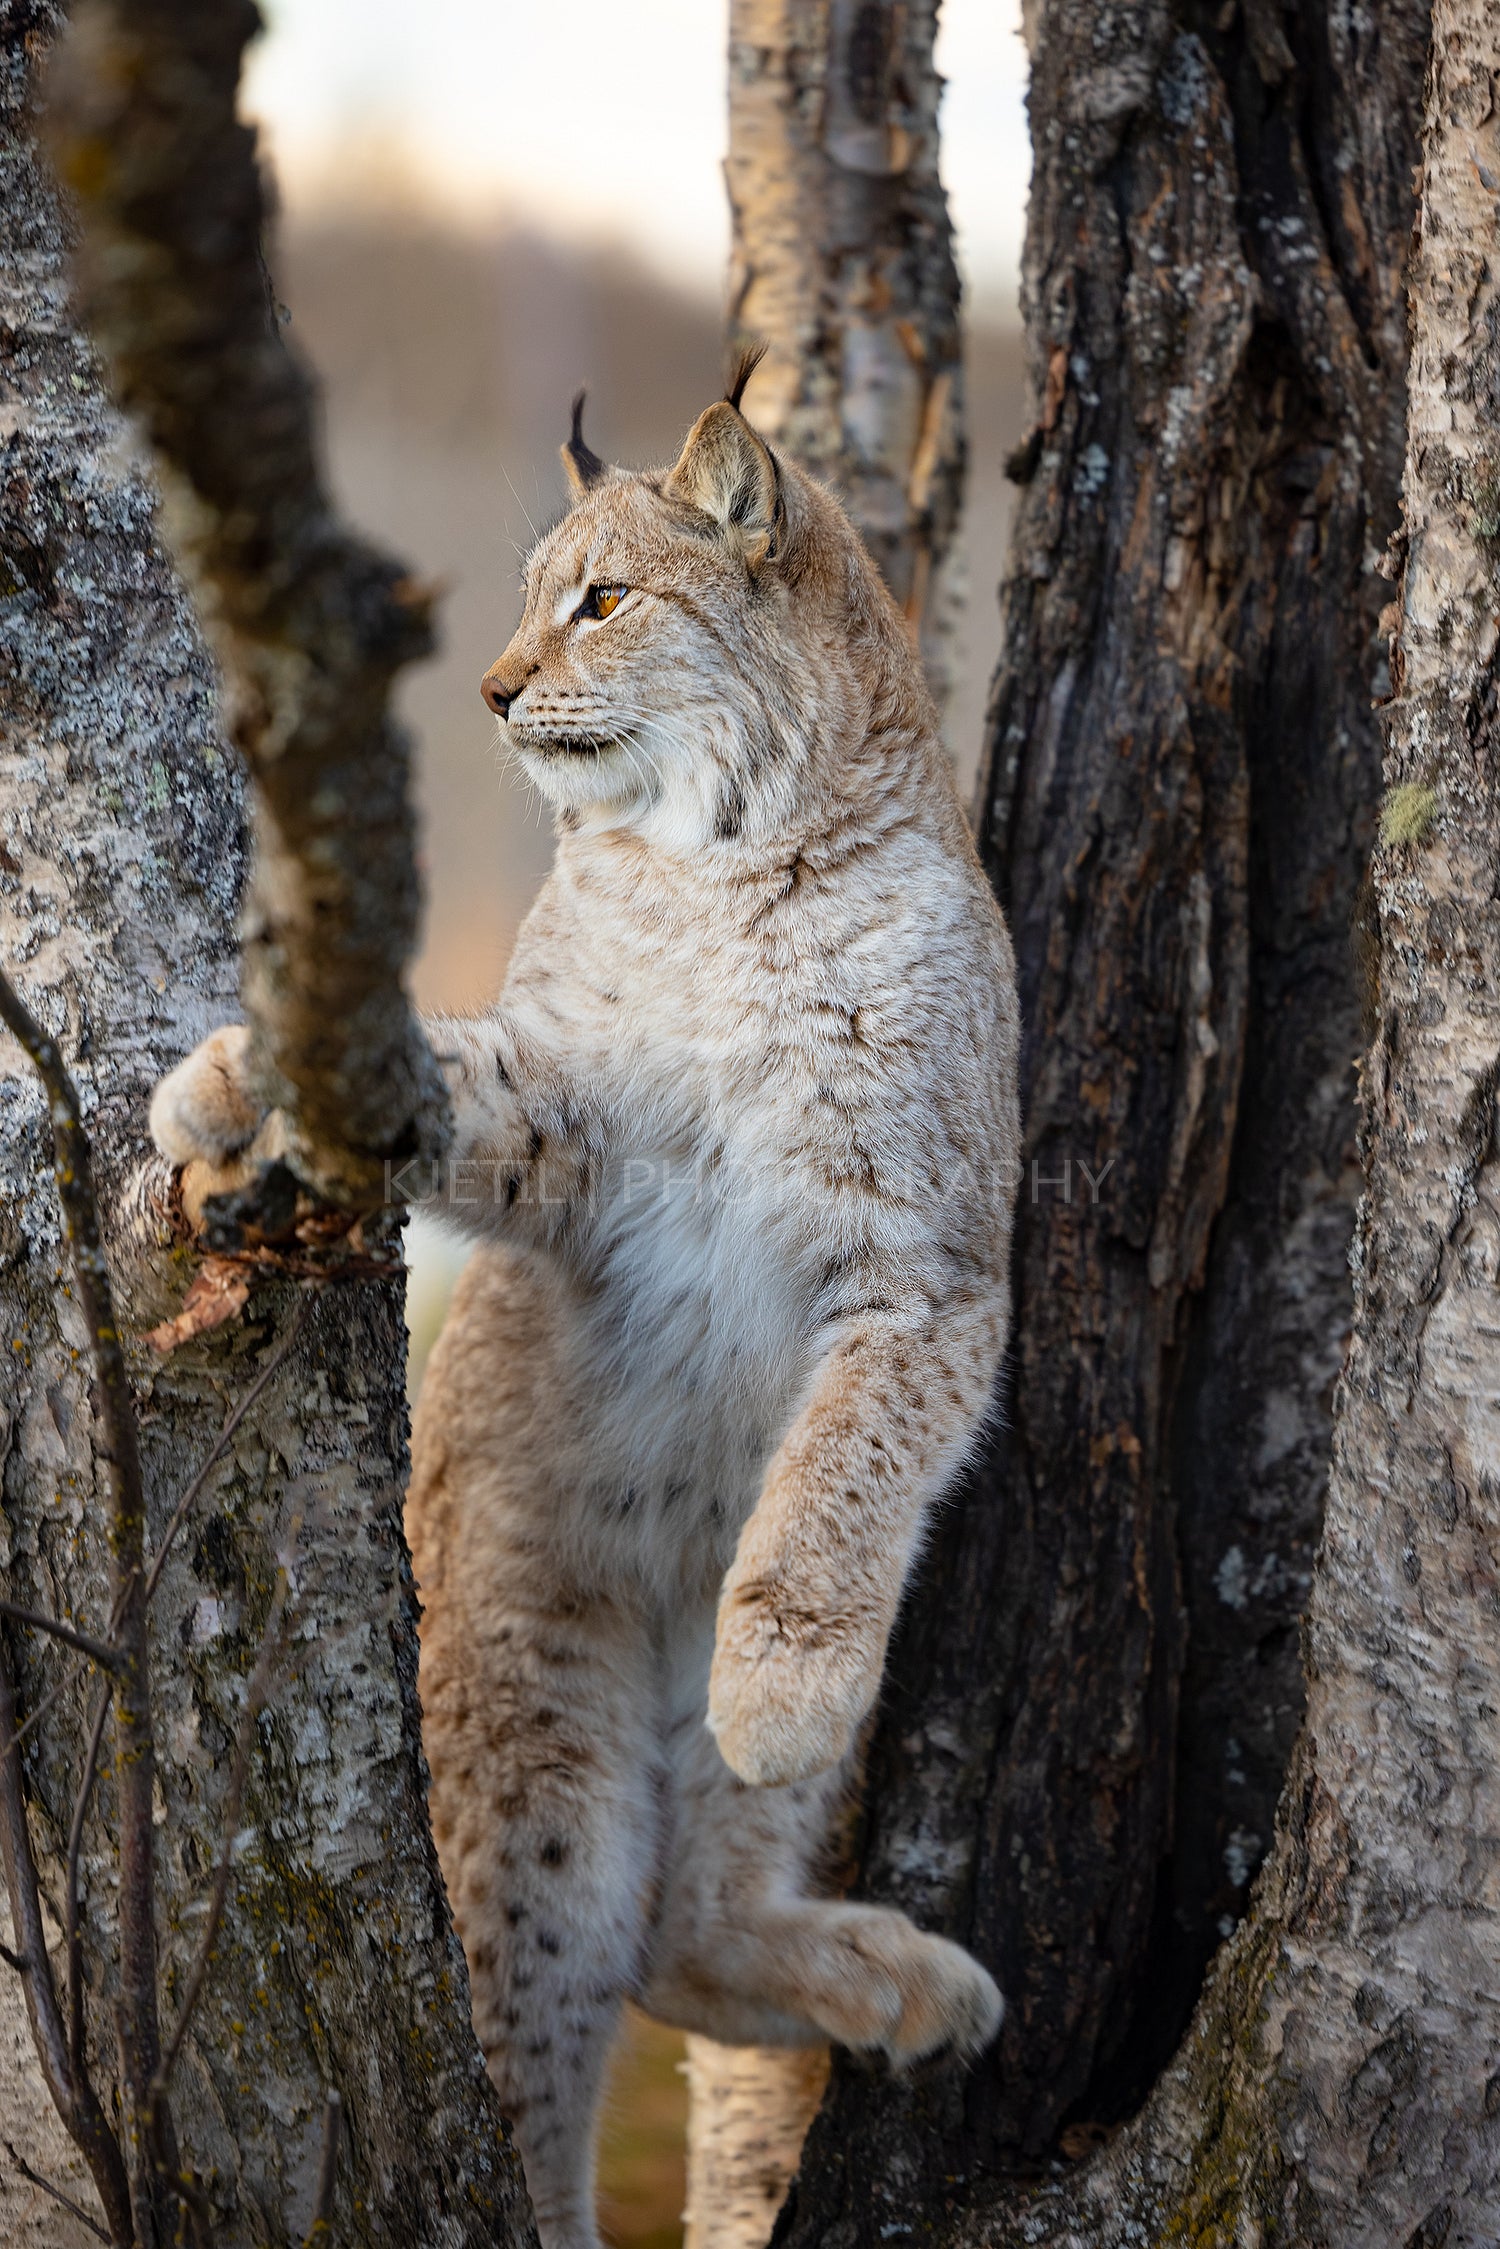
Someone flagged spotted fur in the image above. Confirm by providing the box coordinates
[150,388,1021,2249]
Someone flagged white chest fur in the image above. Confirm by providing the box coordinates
[558,1075,824,1565]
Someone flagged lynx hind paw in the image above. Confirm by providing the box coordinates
[149,1024,264,1167]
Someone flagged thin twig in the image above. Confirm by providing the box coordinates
[0,981,319,2239]
[155,1572,290,2094]
[5,2139,111,2243]
[0,975,147,1565]
[0,1627,131,2241]
[0,1635,72,2107]
[177,2167,213,2249]
[143,2095,214,2249]
[144,1289,317,1608]
[302,2088,342,2246]
[6,1661,92,1762]
[66,1683,114,2080]
[0,964,174,2236]
[0,1297,316,1772]
[0,1602,120,1671]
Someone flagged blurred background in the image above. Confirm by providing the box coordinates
[243,3,1029,2239]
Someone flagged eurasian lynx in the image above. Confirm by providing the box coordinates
[150,369,1021,2249]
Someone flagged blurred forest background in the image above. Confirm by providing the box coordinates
[248,5,1028,2240]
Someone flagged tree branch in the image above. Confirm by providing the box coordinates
[46,0,451,1207]
[66,1686,114,2085]
[0,1605,120,1673]
[0,1630,131,2244]
[5,2139,111,2244]
[6,1664,97,1767]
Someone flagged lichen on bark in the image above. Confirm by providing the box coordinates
[44,0,451,1207]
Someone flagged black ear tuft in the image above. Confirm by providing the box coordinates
[725,342,769,415]
[564,389,607,492]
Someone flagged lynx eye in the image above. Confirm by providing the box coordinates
[578,584,626,622]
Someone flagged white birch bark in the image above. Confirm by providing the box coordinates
[726,0,965,706]
[0,11,533,2242]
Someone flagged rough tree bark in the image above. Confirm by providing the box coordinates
[916,3,1498,2230]
[0,5,533,2241]
[777,0,1444,2240]
[726,0,964,699]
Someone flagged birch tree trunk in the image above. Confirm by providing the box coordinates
[726,0,963,699]
[0,8,533,2242]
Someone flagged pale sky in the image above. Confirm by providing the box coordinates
[244,0,1031,313]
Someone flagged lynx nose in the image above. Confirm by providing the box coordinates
[481,669,516,718]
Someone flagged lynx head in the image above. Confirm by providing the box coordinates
[480,351,913,845]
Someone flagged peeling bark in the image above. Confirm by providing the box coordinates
[726,0,964,699]
[982,12,1500,2228]
[0,7,533,2241]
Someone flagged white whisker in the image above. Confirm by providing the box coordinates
[500,460,541,546]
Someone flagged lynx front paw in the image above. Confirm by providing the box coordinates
[707,1581,884,1787]
[149,1024,264,1167]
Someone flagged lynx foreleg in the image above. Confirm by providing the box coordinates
[148,1008,590,1238]
[417,1009,592,1241]
[708,1292,1003,1788]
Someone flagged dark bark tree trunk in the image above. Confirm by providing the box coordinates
[779,0,1437,2239]
[0,7,534,2241]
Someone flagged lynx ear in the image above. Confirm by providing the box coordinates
[562,390,608,498]
[666,402,782,569]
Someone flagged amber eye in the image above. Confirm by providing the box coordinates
[580,584,625,621]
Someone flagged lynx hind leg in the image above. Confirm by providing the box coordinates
[642,1724,1003,2069]
[682,2040,830,2249]
[420,1559,660,2249]
[411,1354,662,2249]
